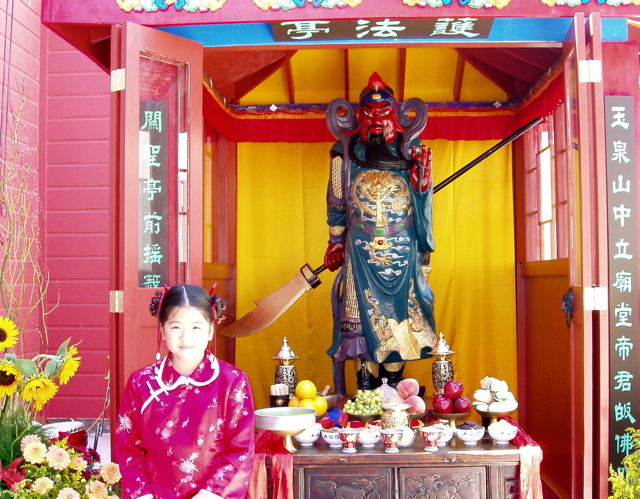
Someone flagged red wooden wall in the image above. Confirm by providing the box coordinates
[40,26,111,418]
[0,0,43,348]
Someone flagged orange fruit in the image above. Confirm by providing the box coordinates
[295,380,317,400]
[312,395,328,416]
[298,398,316,411]
[288,397,300,407]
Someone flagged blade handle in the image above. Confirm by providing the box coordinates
[301,264,326,289]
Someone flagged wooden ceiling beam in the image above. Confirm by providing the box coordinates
[499,47,562,70]
[460,49,541,84]
[453,51,465,102]
[457,50,517,100]
[230,52,296,103]
[399,48,406,102]
[286,58,295,104]
[344,49,350,101]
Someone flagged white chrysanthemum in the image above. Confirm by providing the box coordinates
[99,462,122,485]
[46,446,71,470]
[33,476,54,495]
[56,488,81,499]
[86,480,109,499]
[20,434,42,452]
[23,441,47,464]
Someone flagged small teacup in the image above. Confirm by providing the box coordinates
[358,428,381,448]
[380,428,403,454]
[420,426,443,451]
[338,428,361,453]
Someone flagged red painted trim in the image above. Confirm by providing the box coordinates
[42,0,640,27]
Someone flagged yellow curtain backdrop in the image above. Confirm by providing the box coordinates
[236,140,517,412]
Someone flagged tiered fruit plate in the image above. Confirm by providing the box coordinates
[474,409,514,426]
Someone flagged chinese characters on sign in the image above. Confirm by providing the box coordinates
[605,96,639,474]
[139,100,169,288]
[272,17,494,42]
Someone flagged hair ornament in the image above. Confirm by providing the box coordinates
[209,283,227,325]
[149,284,170,317]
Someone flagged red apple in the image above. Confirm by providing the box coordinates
[452,396,472,413]
[397,378,420,399]
[433,394,453,414]
[444,380,464,400]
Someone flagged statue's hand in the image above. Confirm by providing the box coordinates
[324,243,345,271]
[410,146,432,193]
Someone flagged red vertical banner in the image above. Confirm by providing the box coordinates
[605,95,639,473]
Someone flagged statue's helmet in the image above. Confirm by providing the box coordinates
[358,72,400,145]
[359,72,396,107]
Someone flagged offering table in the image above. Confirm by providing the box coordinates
[271,437,522,499]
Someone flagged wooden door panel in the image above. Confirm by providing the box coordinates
[109,23,203,421]
[522,261,571,496]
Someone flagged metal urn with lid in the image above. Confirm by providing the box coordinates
[272,337,299,396]
[432,332,455,394]
[381,402,411,430]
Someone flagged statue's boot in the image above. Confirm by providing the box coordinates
[355,359,379,391]
[380,361,405,389]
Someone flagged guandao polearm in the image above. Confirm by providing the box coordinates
[219,117,542,338]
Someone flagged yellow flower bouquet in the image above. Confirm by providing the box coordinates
[3,434,121,498]
[0,316,82,486]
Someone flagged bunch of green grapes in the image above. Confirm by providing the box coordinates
[343,389,384,416]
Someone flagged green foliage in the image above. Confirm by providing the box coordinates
[0,400,47,471]
[609,427,640,498]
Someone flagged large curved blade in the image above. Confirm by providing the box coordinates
[219,264,323,338]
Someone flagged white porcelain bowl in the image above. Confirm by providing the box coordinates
[456,426,485,445]
[358,428,381,447]
[488,421,518,445]
[430,423,454,446]
[293,422,322,446]
[321,428,342,448]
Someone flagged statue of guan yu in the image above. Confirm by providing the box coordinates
[324,72,437,395]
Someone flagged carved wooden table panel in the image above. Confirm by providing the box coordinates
[273,436,523,499]
[399,466,487,498]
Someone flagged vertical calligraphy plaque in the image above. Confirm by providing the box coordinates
[139,100,169,288]
[605,95,639,473]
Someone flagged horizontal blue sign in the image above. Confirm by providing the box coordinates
[158,17,628,47]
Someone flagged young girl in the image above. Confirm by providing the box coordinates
[115,284,255,499]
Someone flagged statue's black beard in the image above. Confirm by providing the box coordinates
[349,132,415,171]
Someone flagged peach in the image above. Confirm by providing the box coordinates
[397,378,420,399]
[405,395,426,414]
[387,395,405,404]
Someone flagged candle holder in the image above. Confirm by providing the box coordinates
[272,337,299,397]
[432,332,455,394]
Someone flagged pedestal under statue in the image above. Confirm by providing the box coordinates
[324,72,437,395]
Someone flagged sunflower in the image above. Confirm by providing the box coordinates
[0,362,21,397]
[58,345,81,385]
[20,376,59,411]
[0,316,19,351]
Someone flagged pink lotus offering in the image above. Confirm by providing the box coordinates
[380,428,403,454]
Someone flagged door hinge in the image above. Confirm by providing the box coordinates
[109,290,124,313]
[110,68,126,92]
[578,59,602,83]
[584,286,608,311]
